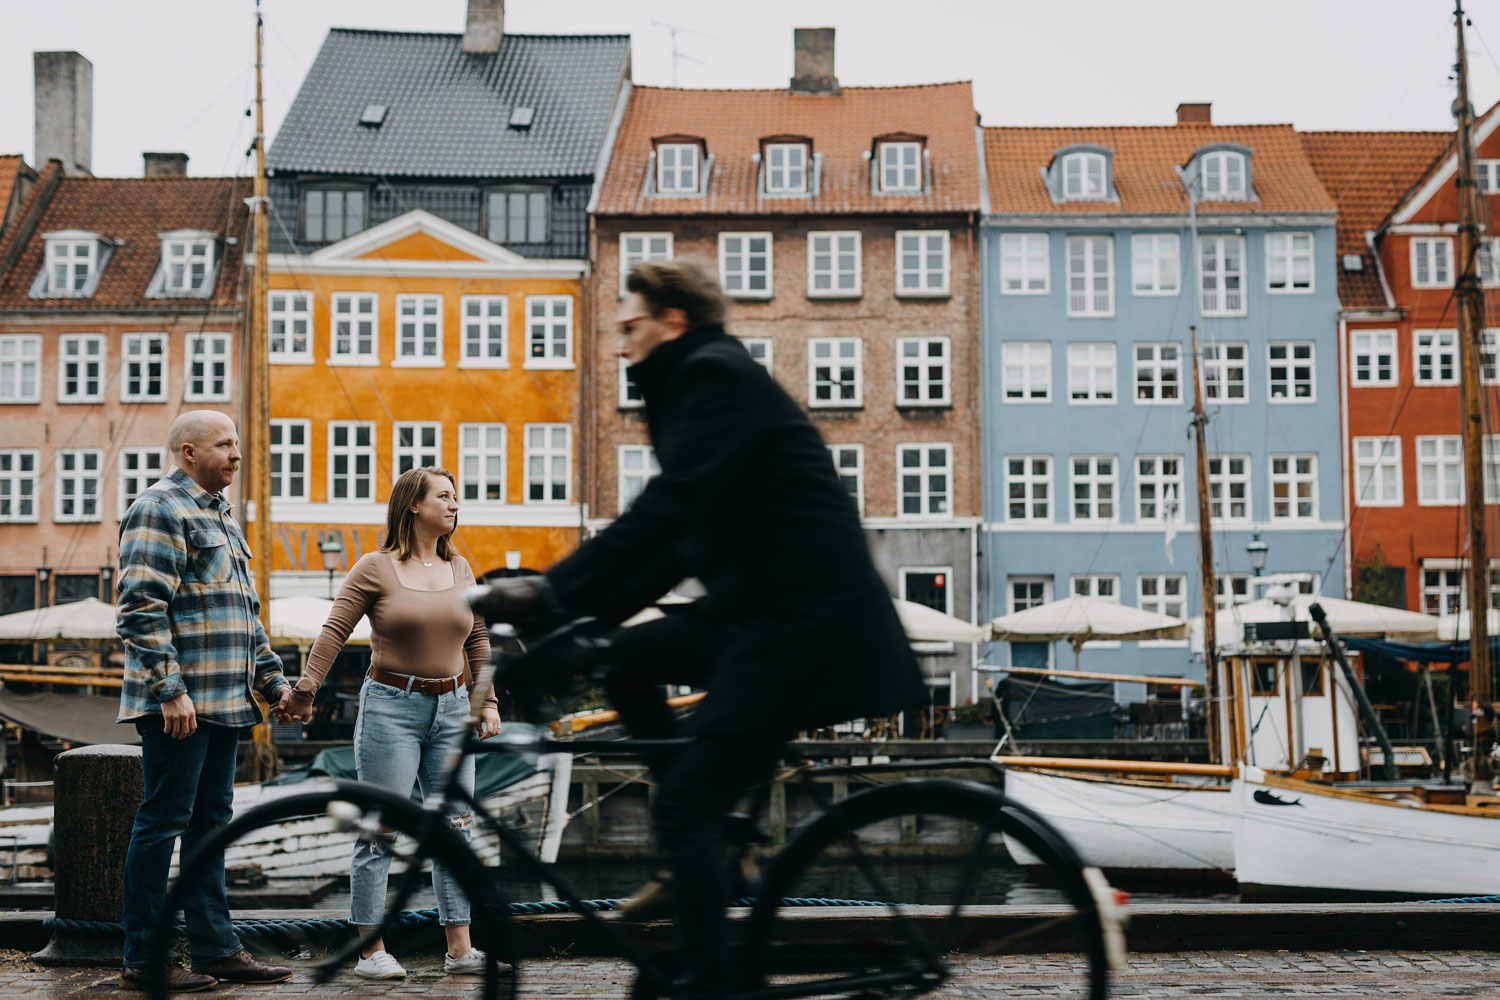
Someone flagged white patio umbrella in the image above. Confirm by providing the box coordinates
[0,597,118,647]
[623,597,987,644]
[1435,608,1500,641]
[1192,594,1439,650]
[987,595,1188,668]
[268,595,371,647]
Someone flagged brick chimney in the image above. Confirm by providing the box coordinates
[462,0,504,54]
[1176,102,1212,125]
[34,51,92,176]
[790,27,839,96]
[143,152,188,177]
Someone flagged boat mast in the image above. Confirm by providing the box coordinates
[1453,0,1495,783]
[251,0,272,619]
[1190,325,1222,764]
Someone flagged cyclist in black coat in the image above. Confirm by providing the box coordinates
[470,258,924,999]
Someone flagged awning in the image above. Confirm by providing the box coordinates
[1341,635,1495,665]
[0,690,138,745]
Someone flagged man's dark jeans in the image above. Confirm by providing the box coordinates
[121,716,243,970]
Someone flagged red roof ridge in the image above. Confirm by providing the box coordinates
[983,122,1298,133]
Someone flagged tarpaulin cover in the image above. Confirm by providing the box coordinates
[999,675,1116,740]
[0,690,138,746]
[1341,635,1495,665]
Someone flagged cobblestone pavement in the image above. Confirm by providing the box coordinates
[0,951,1497,999]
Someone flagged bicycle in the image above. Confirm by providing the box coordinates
[147,618,1123,1000]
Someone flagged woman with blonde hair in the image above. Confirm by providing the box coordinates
[283,466,502,979]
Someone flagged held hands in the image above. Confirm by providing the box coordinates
[161,692,198,740]
[275,688,315,724]
[477,704,502,739]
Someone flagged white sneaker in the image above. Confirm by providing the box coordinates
[444,948,508,975]
[354,950,407,979]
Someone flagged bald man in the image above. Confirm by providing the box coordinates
[115,410,293,991]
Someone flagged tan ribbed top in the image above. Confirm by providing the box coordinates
[297,551,494,708]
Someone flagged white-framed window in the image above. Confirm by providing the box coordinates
[1351,330,1398,386]
[1134,343,1181,403]
[1270,454,1317,520]
[1207,454,1251,522]
[55,449,102,522]
[1417,435,1463,505]
[617,444,660,513]
[330,293,378,364]
[879,141,922,193]
[1070,455,1118,522]
[0,335,42,403]
[1484,437,1500,503]
[1138,573,1188,620]
[902,566,956,653]
[1484,330,1500,383]
[160,237,214,295]
[1200,235,1246,316]
[1136,454,1184,522]
[764,143,808,194]
[1002,341,1051,402]
[327,422,375,501]
[184,333,231,402]
[1008,578,1053,663]
[58,334,105,403]
[897,443,951,518]
[1199,150,1247,199]
[395,294,442,366]
[302,187,366,242]
[1072,574,1119,601]
[1216,574,1251,610]
[1006,455,1052,522]
[0,450,38,522]
[1067,342,1115,404]
[394,422,440,476]
[1000,233,1049,294]
[894,230,950,296]
[1414,329,1458,385]
[118,447,166,519]
[459,295,508,368]
[1267,341,1316,402]
[459,423,505,503]
[1061,152,1108,200]
[120,334,167,402]
[1479,160,1500,194]
[270,420,309,501]
[619,357,644,409]
[525,424,570,503]
[828,444,864,517]
[1479,238,1500,287]
[896,337,950,406]
[1353,436,1402,508]
[1201,341,1248,403]
[808,338,862,407]
[1422,564,1465,616]
[1131,233,1180,295]
[656,143,701,194]
[485,187,549,244]
[619,233,673,297]
[525,295,573,368]
[1066,235,1114,317]
[44,238,99,296]
[741,337,774,376]
[718,233,773,298]
[268,290,313,362]
[807,231,861,297]
[1411,237,1454,288]
[1266,232,1314,293]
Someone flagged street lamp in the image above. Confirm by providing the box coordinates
[318,537,344,599]
[1246,532,1268,577]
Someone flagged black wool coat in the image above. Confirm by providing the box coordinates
[546,325,925,734]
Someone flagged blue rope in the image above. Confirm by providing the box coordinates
[1404,894,1500,904]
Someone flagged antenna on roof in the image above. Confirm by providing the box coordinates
[649,19,716,87]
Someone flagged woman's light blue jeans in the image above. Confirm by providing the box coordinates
[350,676,476,928]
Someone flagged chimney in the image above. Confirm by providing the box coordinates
[790,27,839,96]
[462,0,504,54]
[1176,102,1212,126]
[143,152,189,177]
[34,51,92,176]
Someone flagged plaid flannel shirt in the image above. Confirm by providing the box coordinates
[116,467,288,726]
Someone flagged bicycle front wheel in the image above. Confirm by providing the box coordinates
[741,778,1110,1000]
[143,782,519,1000]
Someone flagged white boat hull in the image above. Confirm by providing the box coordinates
[1233,767,1500,899]
[1001,768,1236,879]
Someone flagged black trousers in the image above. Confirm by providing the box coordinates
[605,615,784,998]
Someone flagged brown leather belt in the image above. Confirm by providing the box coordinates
[368,667,463,695]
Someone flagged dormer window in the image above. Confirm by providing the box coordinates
[655,138,704,194]
[1200,150,1247,199]
[1062,152,1108,200]
[30,231,113,298]
[764,140,810,194]
[147,230,220,299]
[876,136,925,193]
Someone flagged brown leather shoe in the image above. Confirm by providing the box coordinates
[119,966,217,993]
[191,950,293,984]
[618,874,674,922]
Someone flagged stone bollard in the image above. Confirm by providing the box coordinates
[32,744,143,966]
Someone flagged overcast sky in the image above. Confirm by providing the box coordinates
[3,0,1498,178]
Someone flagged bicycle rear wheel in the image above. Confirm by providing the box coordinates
[143,782,519,1000]
[741,778,1110,1000]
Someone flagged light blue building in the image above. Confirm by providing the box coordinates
[978,113,1343,705]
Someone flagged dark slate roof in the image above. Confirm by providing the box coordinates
[268,29,630,179]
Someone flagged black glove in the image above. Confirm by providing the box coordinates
[466,575,566,632]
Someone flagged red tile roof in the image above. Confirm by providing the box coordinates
[1301,130,1451,309]
[0,155,26,219]
[984,124,1336,216]
[0,174,250,311]
[595,83,981,216]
